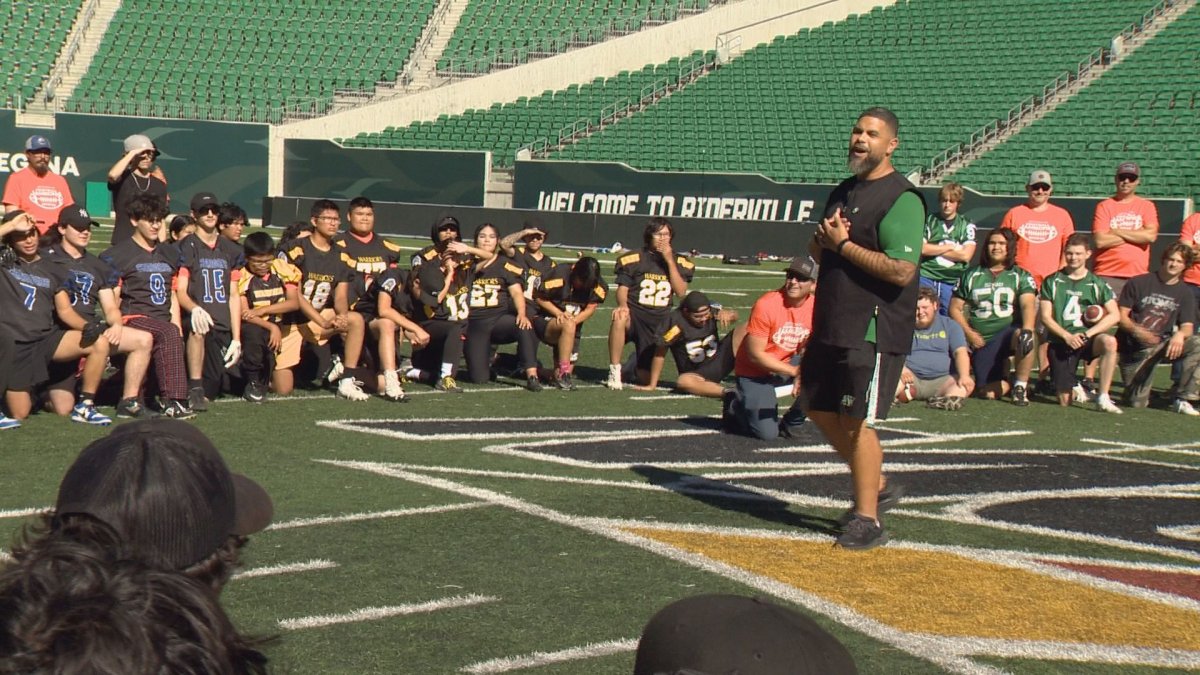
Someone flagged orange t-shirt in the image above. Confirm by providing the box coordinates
[1092,195,1158,278]
[1,167,74,234]
[999,203,1074,287]
[1180,213,1200,287]
[733,289,814,378]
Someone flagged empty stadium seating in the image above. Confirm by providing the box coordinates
[951,3,1200,200]
[1,0,80,109]
[64,0,437,122]
[438,0,712,75]
[343,51,717,167]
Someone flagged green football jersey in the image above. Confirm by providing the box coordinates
[1039,270,1114,341]
[954,265,1037,341]
[919,213,976,283]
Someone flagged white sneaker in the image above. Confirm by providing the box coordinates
[1095,394,1122,414]
[383,370,407,402]
[325,355,345,384]
[604,365,623,391]
[1071,383,1094,403]
[1171,399,1200,416]
[337,377,370,401]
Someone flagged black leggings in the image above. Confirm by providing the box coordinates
[464,314,538,383]
[413,320,464,376]
[241,323,275,386]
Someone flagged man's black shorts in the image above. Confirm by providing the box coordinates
[798,340,905,421]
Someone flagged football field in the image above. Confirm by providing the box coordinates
[2,239,1198,674]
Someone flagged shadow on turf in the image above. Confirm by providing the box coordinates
[631,465,841,535]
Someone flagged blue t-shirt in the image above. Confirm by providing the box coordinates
[906,314,966,380]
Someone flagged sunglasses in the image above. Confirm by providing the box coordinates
[785,272,813,282]
[1028,184,1052,193]
[1116,174,1139,183]
[197,206,219,215]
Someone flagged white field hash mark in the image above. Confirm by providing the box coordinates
[460,638,639,673]
[267,502,489,530]
[232,559,338,580]
[279,593,499,630]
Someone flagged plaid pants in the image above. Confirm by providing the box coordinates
[124,316,188,401]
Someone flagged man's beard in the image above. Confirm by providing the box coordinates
[847,151,882,177]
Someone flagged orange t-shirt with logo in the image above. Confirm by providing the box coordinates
[2,167,74,234]
[999,203,1074,287]
[1180,213,1200,287]
[733,288,814,378]
[1092,195,1158,279]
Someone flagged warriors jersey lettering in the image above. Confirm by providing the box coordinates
[417,261,471,322]
[336,232,402,312]
[45,248,113,320]
[657,308,721,374]
[237,258,301,325]
[284,238,353,312]
[0,256,69,342]
[614,249,695,317]
[469,258,524,320]
[953,265,1037,341]
[177,234,245,330]
[1039,270,1114,340]
[536,265,607,316]
[100,239,179,322]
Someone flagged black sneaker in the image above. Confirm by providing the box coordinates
[187,386,209,413]
[162,399,196,420]
[243,381,267,404]
[555,372,576,391]
[525,375,544,392]
[837,482,905,526]
[116,397,159,419]
[778,419,807,438]
[1011,384,1029,406]
[1080,377,1099,399]
[835,515,889,550]
[434,375,463,393]
[721,389,739,433]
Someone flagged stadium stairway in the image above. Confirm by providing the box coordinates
[19,0,121,127]
[398,0,475,94]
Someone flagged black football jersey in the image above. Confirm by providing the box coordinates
[336,232,402,313]
[237,258,302,325]
[514,248,557,308]
[416,260,471,322]
[536,264,608,317]
[411,244,439,270]
[177,234,245,330]
[657,308,721,374]
[45,247,113,321]
[0,255,69,342]
[100,239,179,322]
[468,256,525,321]
[284,238,353,312]
[376,267,415,319]
[613,248,695,317]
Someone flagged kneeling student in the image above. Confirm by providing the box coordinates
[635,291,742,397]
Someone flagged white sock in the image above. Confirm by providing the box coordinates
[1014,380,1027,388]
[440,363,454,378]
[405,367,423,380]
[608,364,621,377]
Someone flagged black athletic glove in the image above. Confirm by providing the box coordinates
[0,247,15,270]
[1015,328,1035,357]
[81,320,106,347]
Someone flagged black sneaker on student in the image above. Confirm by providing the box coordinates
[187,386,209,413]
[116,397,159,419]
[721,389,739,433]
[835,515,889,551]
[162,399,197,420]
[555,373,576,391]
[243,381,267,404]
[837,483,905,526]
[525,375,544,392]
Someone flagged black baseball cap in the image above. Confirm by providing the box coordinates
[634,594,858,675]
[681,290,712,313]
[190,192,219,212]
[55,420,274,571]
[430,215,461,242]
[58,205,100,230]
[787,256,819,280]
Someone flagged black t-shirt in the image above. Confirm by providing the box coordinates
[177,234,245,330]
[535,264,607,316]
[468,256,525,321]
[283,237,353,312]
[613,248,695,318]
[1118,272,1197,352]
[100,239,178,322]
[656,307,721,374]
[0,255,69,342]
[45,247,113,322]
[108,169,168,246]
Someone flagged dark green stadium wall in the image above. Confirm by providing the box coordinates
[282,140,488,207]
[0,111,268,217]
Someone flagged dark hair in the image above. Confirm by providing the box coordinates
[1064,232,1092,251]
[279,221,312,245]
[643,217,674,248]
[977,228,1017,269]
[569,256,601,290]
[127,194,169,222]
[859,106,900,135]
[218,203,247,228]
[243,231,276,258]
[309,199,339,219]
[917,285,939,305]
[473,222,497,241]
[0,513,269,674]
[348,196,373,211]
[1162,241,1194,267]
[170,214,197,238]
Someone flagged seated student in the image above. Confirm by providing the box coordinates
[411,236,471,392]
[0,210,112,426]
[898,286,975,410]
[176,199,245,411]
[606,217,695,389]
[635,290,743,398]
[0,419,273,673]
[456,224,543,391]
[375,265,431,398]
[948,228,1037,405]
[281,199,368,401]
[533,256,608,390]
[1116,242,1200,414]
[725,257,816,440]
[44,205,155,418]
[236,231,302,402]
[99,193,195,419]
[1039,233,1122,413]
[634,594,857,675]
